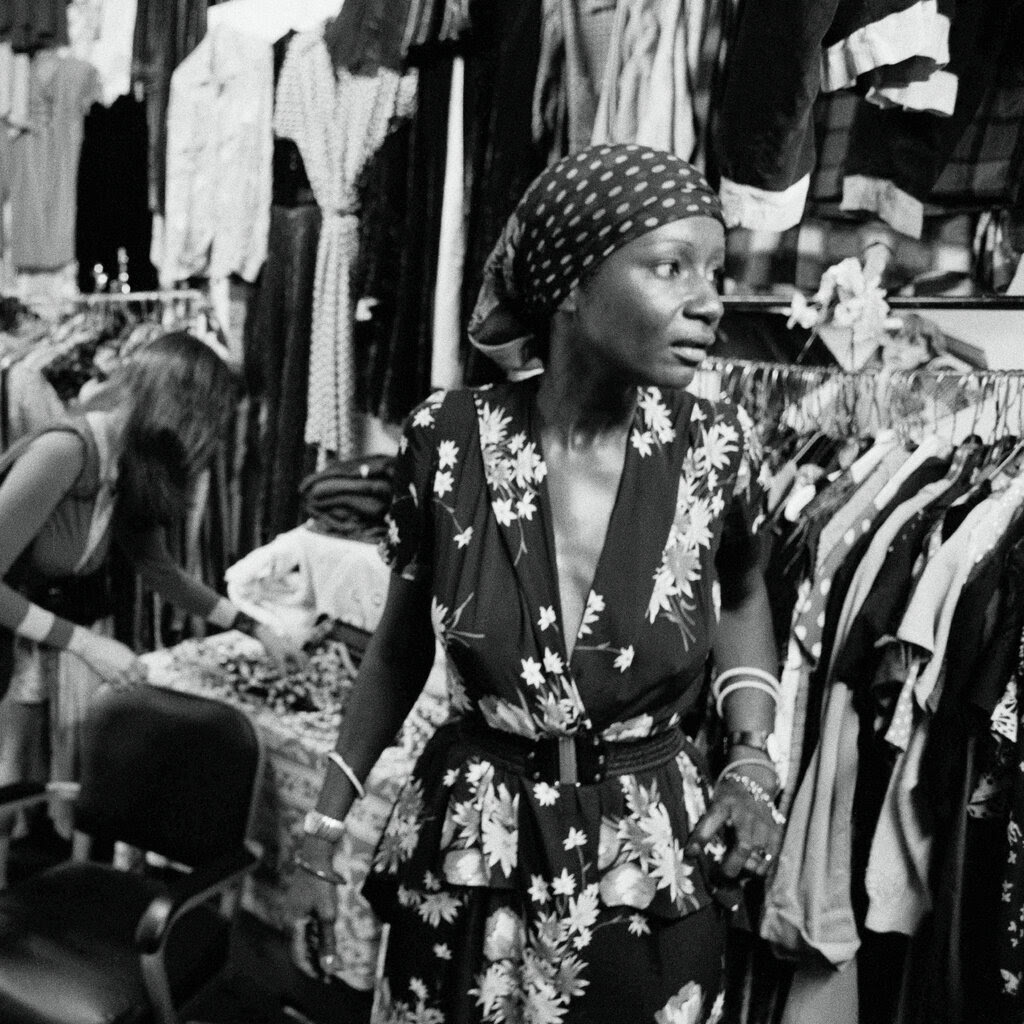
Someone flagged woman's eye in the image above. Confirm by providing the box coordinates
[653,261,680,279]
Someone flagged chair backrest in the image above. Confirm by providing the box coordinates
[74,685,261,866]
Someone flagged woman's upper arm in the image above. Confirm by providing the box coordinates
[0,432,87,578]
[364,573,436,687]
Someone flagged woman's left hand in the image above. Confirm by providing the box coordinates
[252,621,309,674]
[686,770,785,880]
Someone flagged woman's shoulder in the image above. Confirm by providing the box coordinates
[2,422,92,495]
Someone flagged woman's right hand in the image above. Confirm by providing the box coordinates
[291,837,344,980]
[68,628,147,686]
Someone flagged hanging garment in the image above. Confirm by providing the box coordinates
[715,0,953,230]
[66,0,136,107]
[161,24,273,285]
[462,0,548,388]
[130,0,209,215]
[591,0,712,162]
[243,203,321,546]
[533,0,618,158]
[8,52,100,271]
[0,0,68,54]
[274,29,416,459]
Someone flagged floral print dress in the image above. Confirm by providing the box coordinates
[366,379,766,1024]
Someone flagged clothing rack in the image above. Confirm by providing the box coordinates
[698,356,1024,445]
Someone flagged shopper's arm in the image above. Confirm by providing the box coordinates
[124,524,306,669]
[0,431,141,678]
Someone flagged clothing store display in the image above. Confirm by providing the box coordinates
[8,52,100,271]
[700,359,1024,1024]
[364,381,764,1023]
[161,23,273,286]
[274,27,416,459]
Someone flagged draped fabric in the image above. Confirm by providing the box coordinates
[273,30,416,459]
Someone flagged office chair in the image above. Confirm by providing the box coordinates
[0,683,263,1024]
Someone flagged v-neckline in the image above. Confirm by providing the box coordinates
[529,391,639,666]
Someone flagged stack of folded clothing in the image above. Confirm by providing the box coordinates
[299,453,394,541]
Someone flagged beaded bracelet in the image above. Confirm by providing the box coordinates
[718,770,786,825]
[716,757,779,790]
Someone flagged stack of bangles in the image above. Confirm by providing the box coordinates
[711,666,780,718]
[293,751,367,885]
[711,666,786,825]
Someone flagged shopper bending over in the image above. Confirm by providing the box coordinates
[0,332,301,881]
[296,145,783,1024]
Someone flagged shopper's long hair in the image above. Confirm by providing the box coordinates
[116,332,235,528]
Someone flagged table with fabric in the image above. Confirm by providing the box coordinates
[141,530,449,991]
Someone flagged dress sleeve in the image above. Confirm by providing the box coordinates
[380,392,444,581]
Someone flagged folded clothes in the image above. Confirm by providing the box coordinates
[302,477,394,500]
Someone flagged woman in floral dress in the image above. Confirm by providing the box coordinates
[296,145,784,1024]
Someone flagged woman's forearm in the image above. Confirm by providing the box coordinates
[714,573,778,734]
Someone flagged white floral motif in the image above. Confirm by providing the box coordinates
[538,606,558,631]
[646,402,742,648]
[655,982,704,1024]
[614,645,635,672]
[578,591,605,638]
[475,396,548,563]
[437,439,459,469]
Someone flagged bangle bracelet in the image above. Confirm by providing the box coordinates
[327,751,366,800]
[294,855,345,885]
[712,667,780,697]
[303,809,346,843]
[715,679,779,717]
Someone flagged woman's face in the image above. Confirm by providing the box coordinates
[570,215,725,388]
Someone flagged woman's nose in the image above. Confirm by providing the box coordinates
[685,278,724,329]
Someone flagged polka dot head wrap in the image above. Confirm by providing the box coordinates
[468,143,724,376]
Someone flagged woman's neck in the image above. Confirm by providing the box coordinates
[537,317,637,447]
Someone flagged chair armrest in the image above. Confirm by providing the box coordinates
[134,845,259,954]
[0,781,47,818]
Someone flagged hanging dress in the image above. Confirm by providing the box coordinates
[273,29,416,460]
[364,379,768,1024]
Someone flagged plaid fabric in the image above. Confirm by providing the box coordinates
[932,65,1024,205]
[724,213,975,294]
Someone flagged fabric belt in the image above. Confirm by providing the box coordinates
[460,722,687,786]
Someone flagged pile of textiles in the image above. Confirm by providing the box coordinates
[299,453,394,541]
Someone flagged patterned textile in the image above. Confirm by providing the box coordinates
[274,30,416,459]
[365,379,766,1023]
[468,143,723,375]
